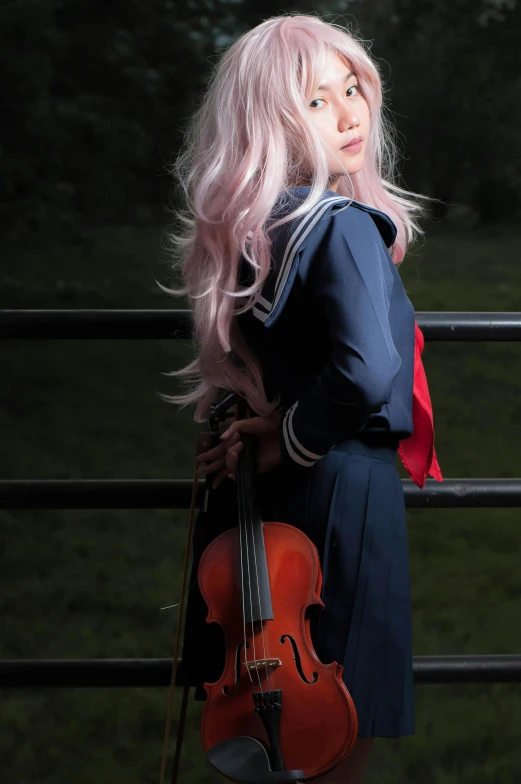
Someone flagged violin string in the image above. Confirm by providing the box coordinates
[246,443,271,695]
[237,444,254,688]
[240,440,263,694]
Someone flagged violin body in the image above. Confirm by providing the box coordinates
[198,519,358,781]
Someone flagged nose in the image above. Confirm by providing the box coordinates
[337,103,360,131]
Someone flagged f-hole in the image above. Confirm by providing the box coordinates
[222,640,249,696]
[280,634,318,684]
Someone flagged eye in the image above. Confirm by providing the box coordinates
[309,84,361,109]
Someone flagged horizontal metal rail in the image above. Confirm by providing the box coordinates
[1,656,520,688]
[2,312,520,691]
[2,310,521,340]
[1,478,521,509]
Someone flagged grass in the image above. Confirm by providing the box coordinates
[1,216,521,783]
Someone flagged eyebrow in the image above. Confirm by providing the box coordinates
[317,71,356,91]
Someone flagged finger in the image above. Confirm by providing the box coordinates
[213,473,237,489]
[210,430,241,489]
[212,463,233,489]
[213,463,239,489]
[213,445,241,488]
[221,416,275,440]
[196,432,240,463]
[228,441,243,458]
[196,456,226,476]
[226,442,243,473]
[195,441,225,462]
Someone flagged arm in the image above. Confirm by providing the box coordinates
[279,208,402,468]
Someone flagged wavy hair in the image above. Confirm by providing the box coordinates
[158,12,438,423]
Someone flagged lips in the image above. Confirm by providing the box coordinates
[342,136,363,149]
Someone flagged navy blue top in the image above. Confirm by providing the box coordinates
[235,186,416,469]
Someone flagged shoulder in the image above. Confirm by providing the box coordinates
[275,186,398,250]
[253,187,397,327]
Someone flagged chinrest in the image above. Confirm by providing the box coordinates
[207,736,304,783]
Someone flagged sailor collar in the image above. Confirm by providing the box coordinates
[251,188,398,328]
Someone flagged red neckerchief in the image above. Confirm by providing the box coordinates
[398,320,444,489]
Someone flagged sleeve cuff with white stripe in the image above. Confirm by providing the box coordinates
[279,401,331,468]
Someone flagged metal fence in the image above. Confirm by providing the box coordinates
[1,309,520,687]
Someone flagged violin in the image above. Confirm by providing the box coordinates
[197,398,358,783]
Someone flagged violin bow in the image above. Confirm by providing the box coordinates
[159,430,206,784]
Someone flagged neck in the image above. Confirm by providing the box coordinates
[293,176,341,193]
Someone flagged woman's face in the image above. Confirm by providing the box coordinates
[302,50,370,192]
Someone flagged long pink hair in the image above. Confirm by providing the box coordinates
[158,13,438,423]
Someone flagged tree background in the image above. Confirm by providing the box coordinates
[3,0,521,239]
[2,1,521,783]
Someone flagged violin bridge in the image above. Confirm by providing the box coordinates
[244,658,282,673]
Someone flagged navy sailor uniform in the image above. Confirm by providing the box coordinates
[179,187,417,738]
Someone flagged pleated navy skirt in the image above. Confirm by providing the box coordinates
[179,433,415,739]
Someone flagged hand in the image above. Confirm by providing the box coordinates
[195,405,240,489]
[195,410,282,490]
[195,430,244,490]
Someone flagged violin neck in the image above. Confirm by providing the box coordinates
[236,432,274,624]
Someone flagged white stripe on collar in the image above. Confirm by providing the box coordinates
[253,195,349,322]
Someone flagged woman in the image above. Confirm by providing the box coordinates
[161,13,443,783]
